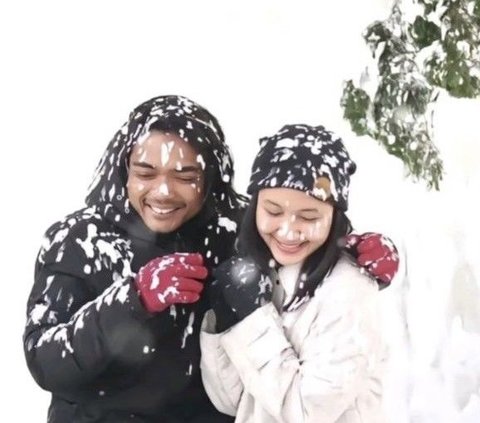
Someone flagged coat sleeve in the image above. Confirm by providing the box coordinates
[199,310,243,416]
[219,271,384,423]
[23,233,157,393]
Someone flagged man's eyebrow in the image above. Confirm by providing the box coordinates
[131,161,155,169]
[174,165,202,173]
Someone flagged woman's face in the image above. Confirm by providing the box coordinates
[256,188,334,266]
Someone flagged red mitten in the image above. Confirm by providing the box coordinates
[135,253,208,313]
[343,232,399,285]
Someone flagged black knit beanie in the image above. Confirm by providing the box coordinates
[247,124,356,211]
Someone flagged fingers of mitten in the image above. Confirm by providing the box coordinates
[168,263,208,280]
[141,253,204,273]
[171,252,204,266]
[144,255,179,271]
[140,280,203,312]
[174,278,205,294]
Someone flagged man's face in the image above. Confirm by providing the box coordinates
[256,188,333,266]
[127,130,205,233]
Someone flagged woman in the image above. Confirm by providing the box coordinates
[200,124,388,423]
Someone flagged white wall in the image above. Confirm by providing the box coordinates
[2,0,479,421]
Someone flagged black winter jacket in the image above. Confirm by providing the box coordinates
[23,96,247,422]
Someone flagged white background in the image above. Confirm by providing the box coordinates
[1,1,480,421]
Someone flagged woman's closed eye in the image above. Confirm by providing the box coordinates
[264,208,283,217]
[298,215,320,222]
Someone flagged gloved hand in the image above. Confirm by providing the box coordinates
[209,256,272,333]
[135,253,208,313]
[342,232,399,286]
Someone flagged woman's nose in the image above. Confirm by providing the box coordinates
[276,219,301,240]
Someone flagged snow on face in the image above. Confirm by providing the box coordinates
[277,220,298,241]
[256,188,334,266]
[127,131,205,233]
[160,140,175,167]
[157,183,169,196]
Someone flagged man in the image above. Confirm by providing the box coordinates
[24,95,398,422]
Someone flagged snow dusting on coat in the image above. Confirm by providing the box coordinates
[23,95,245,422]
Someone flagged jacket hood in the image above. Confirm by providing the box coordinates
[85,95,247,246]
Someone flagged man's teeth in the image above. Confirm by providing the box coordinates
[151,206,175,214]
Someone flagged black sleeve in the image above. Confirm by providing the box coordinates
[23,234,158,393]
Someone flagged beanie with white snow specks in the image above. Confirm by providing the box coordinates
[247,124,356,211]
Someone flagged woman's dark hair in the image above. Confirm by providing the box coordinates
[237,192,352,311]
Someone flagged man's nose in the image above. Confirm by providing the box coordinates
[152,176,173,197]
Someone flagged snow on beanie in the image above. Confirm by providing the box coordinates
[247,124,356,211]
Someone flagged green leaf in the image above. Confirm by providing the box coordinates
[411,16,441,48]
[340,0,480,190]
[340,81,372,136]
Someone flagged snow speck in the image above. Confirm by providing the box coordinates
[276,138,298,149]
[196,154,206,170]
[218,217,237,232]
[30,303,48,325]
[181,312,195,348]
[157,286,179,303]
[158,183,169,196]
[76,224,98,259]
[160,141,175,166]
